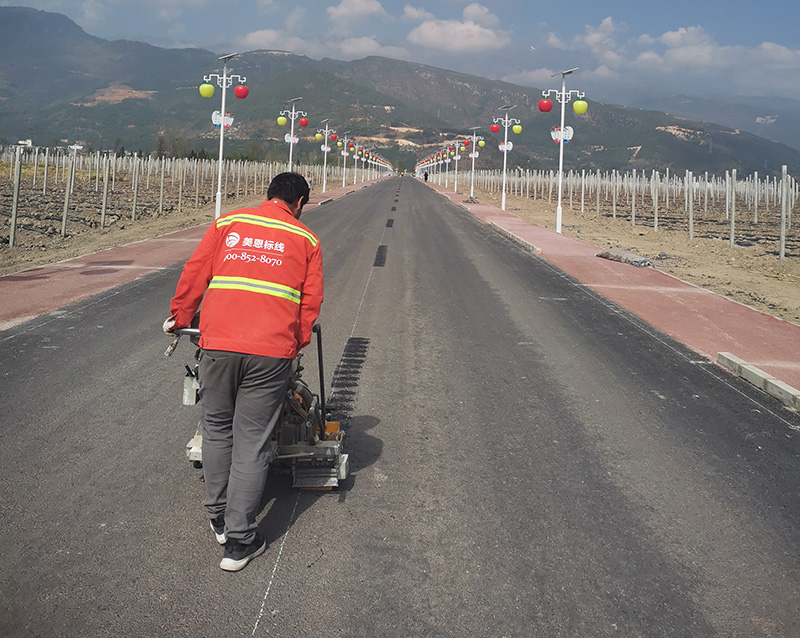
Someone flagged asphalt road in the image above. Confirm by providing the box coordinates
[2,176,799,637]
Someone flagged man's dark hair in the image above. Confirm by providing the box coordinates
[268,172,310,209]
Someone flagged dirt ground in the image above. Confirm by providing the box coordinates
[1,174,798,328]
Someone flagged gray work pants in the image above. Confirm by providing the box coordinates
[198,349,292,544]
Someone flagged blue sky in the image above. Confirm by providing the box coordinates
[6,0,800,102]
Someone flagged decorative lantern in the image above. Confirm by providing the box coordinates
[478,140,485,147]
[538,98,552,112]
[463,139,470,146]
[330,134,338,141]
[277,116,287,126]
[199,83,215,98]
[315,133,323,140]
[233,84,249,99]
[299,117,309,127]
[512,124,522,134]
[490,123,500,133]
[573,99,588,115]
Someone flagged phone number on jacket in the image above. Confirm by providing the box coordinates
[224,251,283,266]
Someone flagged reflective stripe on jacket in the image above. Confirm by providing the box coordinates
[169,199,323,359]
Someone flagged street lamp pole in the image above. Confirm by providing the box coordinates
[340,132,351,188]
[279,97,306,172]
[468,126,483,201]
[316,119,335,193]
[203,52,244,219]
[542,67,584,234]
[493,105,520,211]
[361,149,368,182]
[453,143,461,193]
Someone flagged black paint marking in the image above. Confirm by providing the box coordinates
[373,244,388,267]
[329,337,370,420]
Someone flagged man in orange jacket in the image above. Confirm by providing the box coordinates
[164,172,323,571]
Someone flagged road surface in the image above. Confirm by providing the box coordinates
[2,176,799,637]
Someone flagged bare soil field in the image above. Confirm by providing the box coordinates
[2,170,799,328]
[0,164,255,276]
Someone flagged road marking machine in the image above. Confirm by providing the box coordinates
[165,323,348,490]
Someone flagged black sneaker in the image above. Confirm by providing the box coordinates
[210,515,226,545]
[220,534,267,572]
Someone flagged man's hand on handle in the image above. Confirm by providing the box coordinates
[163,316,177,335]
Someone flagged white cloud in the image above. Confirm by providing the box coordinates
[327,0,389,30]
[337,36,409,59]
[462,3,499,29]
[658,25,712,49]
[546,32,567,49]
[402,5,435,22]
[285,7,305,33]
[79,0,107,27]
[139,0,228,22]
[571,17,627,67]
[406,3,510,54]
[583,64,617,81]
[236,28,308,53]
[538,17,800,99]
[235,29,409,62]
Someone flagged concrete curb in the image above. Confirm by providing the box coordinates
[717,352,800,411]
[488,221,542,255]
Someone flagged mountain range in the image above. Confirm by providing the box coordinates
[1,6,799,176]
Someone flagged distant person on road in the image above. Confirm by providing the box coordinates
[423,171,428,182]
[163,171,323,572]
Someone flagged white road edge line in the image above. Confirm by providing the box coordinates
[251,492,301,636]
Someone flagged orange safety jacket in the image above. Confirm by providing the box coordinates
[169,199,323,359]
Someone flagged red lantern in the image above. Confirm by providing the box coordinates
[538,98,552,112]
[233,84,249,99]
[448,146,454,151]
[490,123,500,133]
[299,117,309,127]
[463,139,470,146]
[330,134,337,141]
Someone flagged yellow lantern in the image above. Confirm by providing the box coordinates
[573,99,588,115]
[478,140,485,147]
[315,133,323,141]
[199,83,214,98]
[512,124,522,134]
[277,116,287,126]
